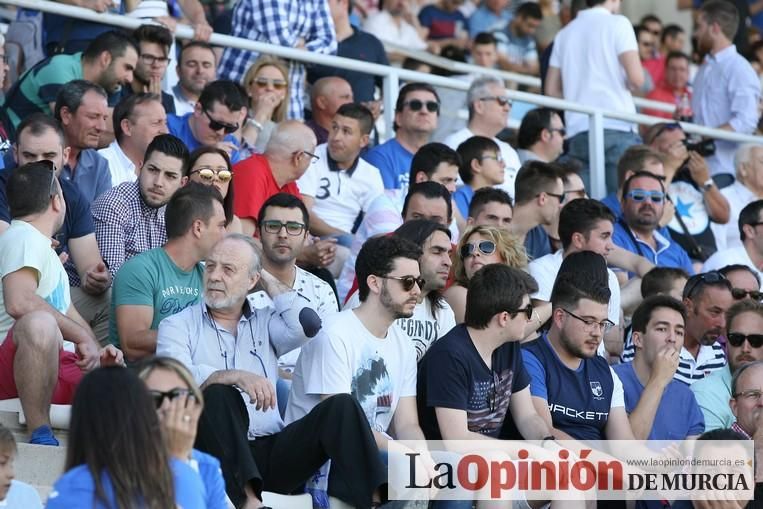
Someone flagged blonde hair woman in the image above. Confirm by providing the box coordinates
[443,225,528,323]
[241,55,291,154]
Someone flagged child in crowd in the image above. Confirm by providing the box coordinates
[0,424,43,508]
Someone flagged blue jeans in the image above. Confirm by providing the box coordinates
[566,129,642,196]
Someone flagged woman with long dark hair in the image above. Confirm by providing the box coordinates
[188,146,242,233]
[46,367,206,509]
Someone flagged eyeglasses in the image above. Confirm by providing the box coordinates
[548,127,566,137]
[148,388,191,409]
[202,109,239,134]
[480,154,504,163]
[381,275,426,292]
[731,288,763,301]
[403,99,440,113]
[459,239,496,259]
[733,389,763,401]
[649,122,682,143]
[479,96,513,107]
[625,189,666,203]
[727,333,763,349]
[261,220,306,236]
[562,308,615,333]
[35,160,58,196]
[684,271,727,300]
[139,53,170,66]
[295,150,320,164]
[191,167,233,183]
[508,303,534,321]
[538,191,565,203]
[252,77,288,91]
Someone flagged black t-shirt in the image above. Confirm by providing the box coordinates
[417,324,530,439]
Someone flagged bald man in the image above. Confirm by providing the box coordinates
[306,77,354,145]
[233,120,319,236]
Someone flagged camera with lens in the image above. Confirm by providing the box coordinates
[682,137,716,157]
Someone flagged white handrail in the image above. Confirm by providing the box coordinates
[1,0,762,197]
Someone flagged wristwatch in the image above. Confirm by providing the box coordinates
[701,178,715,193]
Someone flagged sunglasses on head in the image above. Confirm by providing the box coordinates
[625,189,665,203]
[684,271,727,299]
[149,388,191,409]
[191,167,233,183]
[253,77,287,91]
[459,239,496,260]
[727,333,763,349]
[382,275,426,292]
[203,109,239,134]
[731,288,763,301]
[649,122,682,142]
[403,99,439,113]
[509,303,534,321]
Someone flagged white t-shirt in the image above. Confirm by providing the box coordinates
[364,11,428,51]
[529,250,620,357]
[711,180,757,252]
[297,143,385,233]
[0,221,72,346]
[703,245,763,281]
[344,291,457,361]
[285,309,418,433]
[441,126,521,198]
[549,6,638,137]
[277,266,339,370]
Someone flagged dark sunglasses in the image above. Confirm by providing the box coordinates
[459,240,496,259]
[649,122,682,143]
[509,303,534,321]
[148,388,191,409]
[382,275,426,292]
[403,99,439,113]
[203,109,239,134]
[625,189,665,203]
[479,95,513,107]
[684,271,727,299]
[727,333,763,349]
[731,288,763,301]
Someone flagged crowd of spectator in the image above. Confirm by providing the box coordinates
[1,0,763,508]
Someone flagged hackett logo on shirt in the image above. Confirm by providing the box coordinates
[590,381,604,400]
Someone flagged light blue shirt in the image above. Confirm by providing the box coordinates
[468,5,512,38]
[692,45,760,176]
[60,149,113,205]
[690,365,734,432]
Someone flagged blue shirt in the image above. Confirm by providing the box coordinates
[468,5,512,38]
[418,5,467,40]
[613,362,704,441]
[191,449,228,509]
[363,138,413,191]
[46,458,207,509]
[61,149,113,204]
[453,185,474,219]
[167,113,241,163]
[524,225,552,260]
[612,218,694,276]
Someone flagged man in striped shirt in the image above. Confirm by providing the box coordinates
[677,271,731,385]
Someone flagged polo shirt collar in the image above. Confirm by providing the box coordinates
[327,151,360,176]
[202,298,255,323]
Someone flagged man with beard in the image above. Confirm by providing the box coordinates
[613,296,705,441]
[157,234,386,509]
[2,31,138,132]
[92,134,189,278]
[676,271,731,385]
[692,300,763,430]
[171,43,217,116]
[110,182,226,361]
[54,81,112,204]
[613,171,693,276]
[692,1,759,180]
[287,235,430,460]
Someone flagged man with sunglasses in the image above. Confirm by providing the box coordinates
[613,296,705,441]
[158,234,386,509]
[704,200,763,283]
[167,80,245,164]
[692,300,763,431]
[364,83,440,198]
[613,170,694,277]
[442,76,521,195]
[516,107,566,164]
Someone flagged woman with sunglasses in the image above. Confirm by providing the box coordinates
[46,367,207,509]
[188,146,242,233]
[241,56,290,154]
[444,225,528,323]
[138,357,228,509]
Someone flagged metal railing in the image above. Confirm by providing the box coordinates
[0,0,762,198]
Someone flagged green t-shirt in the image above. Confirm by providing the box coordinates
[109,247,203,348]
[5,53,83,128]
